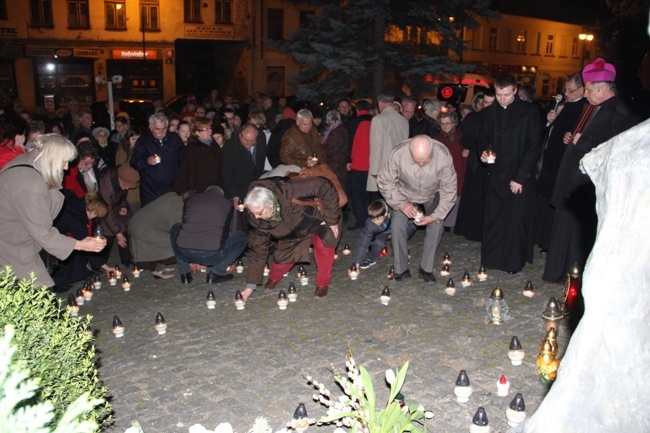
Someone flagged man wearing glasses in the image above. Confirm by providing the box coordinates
[535,73,588,253]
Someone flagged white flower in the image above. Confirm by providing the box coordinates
[333,428,347,433]
[189,425,212,433]
[214,423,234,433]
[124,428,142,433]
[385,369,396,384]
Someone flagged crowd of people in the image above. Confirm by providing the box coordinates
[0,57,641,297]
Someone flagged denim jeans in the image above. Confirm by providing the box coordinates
[170,224,248,276]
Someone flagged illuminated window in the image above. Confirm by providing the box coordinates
[141,0,159,31]
[215,0,232,24]
[105,1,126,30]
[29,0,53,27]
[515,30,526,53]
[184,0,201,23]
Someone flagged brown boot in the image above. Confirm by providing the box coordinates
[265,277,282,291]
[314,285,329,298]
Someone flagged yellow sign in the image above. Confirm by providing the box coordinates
[184,25,234,39]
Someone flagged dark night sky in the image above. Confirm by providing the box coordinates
[490,0,610,27]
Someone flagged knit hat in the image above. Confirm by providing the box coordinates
[582,58,616,83]
[118,165,140,189]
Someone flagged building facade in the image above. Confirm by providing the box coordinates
[0,0,595,113]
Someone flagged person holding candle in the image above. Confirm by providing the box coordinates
[377,135,457,282]
[279,109,326,168]
[351,200,417,272]
[242,176,341,300]
[478,74,543,274]
[0,134,107,289]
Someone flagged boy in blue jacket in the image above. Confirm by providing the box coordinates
[352,200,417,272]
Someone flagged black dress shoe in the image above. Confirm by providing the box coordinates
[391,269,411,281]
[180,272,193,284]
[206,272,234,284]
[418,267,436,282]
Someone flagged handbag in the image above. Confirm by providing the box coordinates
[297,163,348,208]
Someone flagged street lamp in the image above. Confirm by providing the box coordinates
[579,33,594,70]
[94,75,123,130]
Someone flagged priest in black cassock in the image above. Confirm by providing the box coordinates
[478,74,543,274]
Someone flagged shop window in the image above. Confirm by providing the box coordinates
[105,1,126,30]
[0,0,7,20]
[267,8,283,40]
[571,37,579,57]
[29,0,53,27]
[215,0,232,24]
[184,0,201,23]
[67,0,89,29]
[140,0,159,31]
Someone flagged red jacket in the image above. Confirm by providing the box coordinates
[349,110,372,171]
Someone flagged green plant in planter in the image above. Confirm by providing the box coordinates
[0,267,110,430]
[306,347,432,433]
[0,324,103,433]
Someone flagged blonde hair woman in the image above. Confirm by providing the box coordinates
[0,133,107,288]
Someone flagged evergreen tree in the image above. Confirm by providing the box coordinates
[267,0,498,102]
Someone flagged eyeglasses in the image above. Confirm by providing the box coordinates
[564,86,583,94]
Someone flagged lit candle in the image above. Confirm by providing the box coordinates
[541,297,563,332]
[112,316,124,338]
[477,264,488,281]
[387,266,395,279]
[444,278,456,295]
[440,263,450,277]
[235,259,244,274]
[486,286,508,325]
[414,209,423,223]
[121,276,131,291]
[522,280,534,297]
[461,271,472,287]
[299,270,309,286]
[380,286,391,305]
[114,265,122,279]
[380,246,389,258]
[310,152,318,165]
[486,145,496,164]
[155,312,167,335]
[342,244,351,255]
[153,153,161,164]
[93,226,105,241]
[108,271,117,286]
[132,265,141,278]
[348,264,359,281]
[93,274,102,289]
[68,294,79,317]
[82,284,93,301]
[75,288,85,306]
[277,289,289,310]
[206,289,217,309]
[263,262,270,277]
[237,198,245,212]
[234,290,245,310]
[287,282,298,302]
[442,252,452,265]
[470,407,489,433]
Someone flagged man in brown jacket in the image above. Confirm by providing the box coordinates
[279,108,326,167]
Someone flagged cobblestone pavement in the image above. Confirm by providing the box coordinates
[75,227,570,433]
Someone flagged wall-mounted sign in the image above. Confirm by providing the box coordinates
[55,49,73,57]
[184,25,234,39]
[74,48,99,58]
[27,47,55,57]
[0,26,19,37]
[112,49,158,60]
